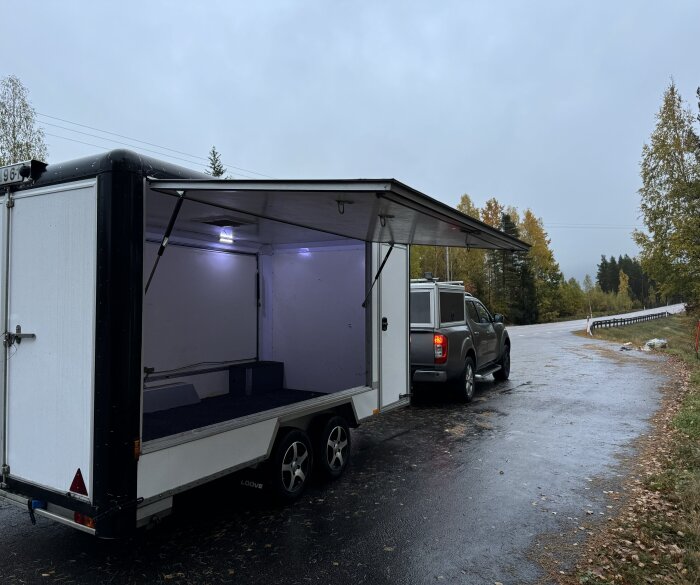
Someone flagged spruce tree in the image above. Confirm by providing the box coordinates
[205,146,227,177]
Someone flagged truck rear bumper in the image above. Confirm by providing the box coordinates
[412,369,447,383]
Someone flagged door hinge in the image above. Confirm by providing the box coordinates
[5,194,14,208]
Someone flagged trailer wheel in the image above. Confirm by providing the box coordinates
[314,416,351,480]
[270,429,313,502]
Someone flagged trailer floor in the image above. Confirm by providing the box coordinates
[142,388,324,441]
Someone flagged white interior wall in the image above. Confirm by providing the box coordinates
[259,243,367,393]
[143,242,258,398]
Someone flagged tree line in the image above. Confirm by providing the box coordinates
[410,200,661,325]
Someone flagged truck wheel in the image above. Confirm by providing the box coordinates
[459,357,476,402]
[314,416,351,480]
[494,345,510,381]
[269,429,313,502]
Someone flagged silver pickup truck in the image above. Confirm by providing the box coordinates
[409,280,511,402]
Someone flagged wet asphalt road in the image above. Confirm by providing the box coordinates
[0,307,683,584]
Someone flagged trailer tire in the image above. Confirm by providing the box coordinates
[314,416,351,480]
[269,429,313,502]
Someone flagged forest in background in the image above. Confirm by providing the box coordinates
[410,196,660,325]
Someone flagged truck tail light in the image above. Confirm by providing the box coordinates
[434,334,448,364]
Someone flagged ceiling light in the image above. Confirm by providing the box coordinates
[219,227,234,244]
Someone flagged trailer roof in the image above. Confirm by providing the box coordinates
[11,149,209,190]
[148,178,529,251]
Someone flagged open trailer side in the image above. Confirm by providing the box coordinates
[0,150,528,537]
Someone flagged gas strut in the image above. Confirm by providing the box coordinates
[145,191,185,294]
[361,243,394,308]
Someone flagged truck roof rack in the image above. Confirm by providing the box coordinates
[409,278,465,286]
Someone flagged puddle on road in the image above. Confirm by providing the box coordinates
[499,380,546,394]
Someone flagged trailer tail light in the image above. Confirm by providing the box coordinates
[74,512,95,529]
[434,334,448,364]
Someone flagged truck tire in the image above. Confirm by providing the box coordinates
[314,415,351,480]
[269,429,313,502]
[494,344,510,381]
[459,357,476,402]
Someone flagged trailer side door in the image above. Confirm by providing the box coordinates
[376,244,409,408]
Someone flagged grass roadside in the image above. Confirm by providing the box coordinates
[569,313,700,584]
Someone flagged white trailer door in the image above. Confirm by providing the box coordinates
[4,181,97,499]
[377,244,409,408]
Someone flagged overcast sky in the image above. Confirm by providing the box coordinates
[6,1,699,281]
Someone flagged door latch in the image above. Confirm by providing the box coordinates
[3,325,36,348]
[381,317,388,331]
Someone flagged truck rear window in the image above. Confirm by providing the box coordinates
[440,292,465,325]
[410,291,432,324]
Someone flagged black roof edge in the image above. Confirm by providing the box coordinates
[13,149,208,191]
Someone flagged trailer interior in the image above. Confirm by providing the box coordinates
[142,188,368,443]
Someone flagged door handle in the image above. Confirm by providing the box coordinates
[3,324,36,348]
[381,317,388,331]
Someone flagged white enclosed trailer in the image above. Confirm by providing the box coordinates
[0,151,527,537]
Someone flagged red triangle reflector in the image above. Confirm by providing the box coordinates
[69,468,88,496]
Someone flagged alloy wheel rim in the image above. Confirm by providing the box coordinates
[281,441,309,492]
[326,426,348,470]
[465,364,474,398]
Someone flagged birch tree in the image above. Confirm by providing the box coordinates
[634,81,700,302]
[0,75,48,165]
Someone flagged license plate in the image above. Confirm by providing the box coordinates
[0,162,28,187]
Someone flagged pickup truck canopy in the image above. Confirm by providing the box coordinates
[147,178,529,251]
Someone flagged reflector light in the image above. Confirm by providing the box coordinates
[434,334,448,364]
[69,468,88,496]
